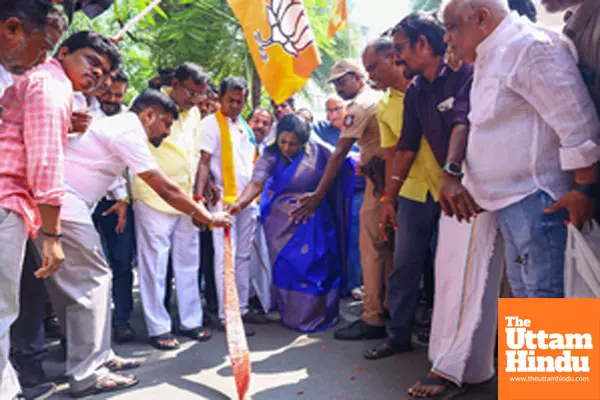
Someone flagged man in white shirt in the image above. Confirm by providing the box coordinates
[196,77,269,336]
[249,107,274,154]
[441,0,600,298]
[36,89,231,397]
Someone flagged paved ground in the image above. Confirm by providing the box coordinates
[44,292,498,399]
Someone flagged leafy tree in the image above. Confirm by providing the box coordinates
[69,0,358,109]
[411,0,442,12]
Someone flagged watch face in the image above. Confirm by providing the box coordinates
[445,163,461,173]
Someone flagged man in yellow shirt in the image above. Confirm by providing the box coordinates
[132,63,211,350]
[362,37,442,359]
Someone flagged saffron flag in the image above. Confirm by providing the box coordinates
[224,228,251,400]
[226,0,321,104]
[327,0,348,40]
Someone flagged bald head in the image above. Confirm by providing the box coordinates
[441,0,508,63]
[441,0,510,16]
[362,37,395,58]
[325,95,345,129]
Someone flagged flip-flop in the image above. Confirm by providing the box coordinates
[148,333,180,350]
[408,375,468,400]
[180,326,212,342]
[70,372,138,398]
[105,357,141,372]
[364,341,412,360]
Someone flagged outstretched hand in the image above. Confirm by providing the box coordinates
[224,203,242,216]
[290,193,319,224]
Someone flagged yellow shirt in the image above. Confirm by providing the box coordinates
[132,99,203,214]
[377,88,441,203]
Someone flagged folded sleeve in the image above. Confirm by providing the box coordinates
[23,77,71,206]
[510,40,600,170]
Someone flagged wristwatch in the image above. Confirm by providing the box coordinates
[573,182,598,198]
[442,162,464,180]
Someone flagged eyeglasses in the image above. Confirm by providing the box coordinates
[182,87,205,100]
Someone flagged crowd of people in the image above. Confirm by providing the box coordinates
[1,0,599,399]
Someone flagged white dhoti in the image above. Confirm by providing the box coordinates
[249,213,272,313]
[212,203,257,321]
[428,212,504,386]
[134,200,203,337]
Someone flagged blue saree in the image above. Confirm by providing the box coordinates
[254,141,355,332]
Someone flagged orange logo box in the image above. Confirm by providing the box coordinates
[498,298,600,400]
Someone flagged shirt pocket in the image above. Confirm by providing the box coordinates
[469,76,501,126]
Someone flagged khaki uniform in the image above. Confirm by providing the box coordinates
[339,87,393,327]
[564,0,600,113]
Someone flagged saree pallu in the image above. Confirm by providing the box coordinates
[259,142,355,332]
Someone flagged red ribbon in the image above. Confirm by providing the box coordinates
[224,227,251,399]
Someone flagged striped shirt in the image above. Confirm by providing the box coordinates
[0,58,73,237]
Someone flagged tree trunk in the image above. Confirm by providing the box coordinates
[251,65,261,109]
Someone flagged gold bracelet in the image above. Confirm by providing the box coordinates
[391,176,404,182]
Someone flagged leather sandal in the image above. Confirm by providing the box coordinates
[105,356,141,372]
[148,333,180,350]
[70,372,138,398]
[364,341,412,360]
[180,326,212,342]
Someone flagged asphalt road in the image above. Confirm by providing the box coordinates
[43,294,498,399]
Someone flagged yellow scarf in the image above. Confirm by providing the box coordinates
[216,109,239,205]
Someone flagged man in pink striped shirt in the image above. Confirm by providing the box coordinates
[0,4,69,399]
[0,27,124,399]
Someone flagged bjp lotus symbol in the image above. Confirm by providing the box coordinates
[253,0,316,62]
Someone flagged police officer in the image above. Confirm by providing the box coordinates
[291,59,392,342]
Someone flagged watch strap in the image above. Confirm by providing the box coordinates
[573,182,598,198]
[442,162,464,180]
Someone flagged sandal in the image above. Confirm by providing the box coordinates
[364,341,412,360]
[70,372,138,398]
[408,374,467,399]
[180,326,212,342]
[105,356,141,372]
[148,333,180,350]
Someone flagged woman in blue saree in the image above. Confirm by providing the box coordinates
[228,114,355,332]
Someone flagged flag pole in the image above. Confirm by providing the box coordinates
[113,0,163,41]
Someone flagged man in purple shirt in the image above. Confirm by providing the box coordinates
[373,12,473,361]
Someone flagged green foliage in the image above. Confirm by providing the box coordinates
[411,0,442,12]
[65,0,357,106]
